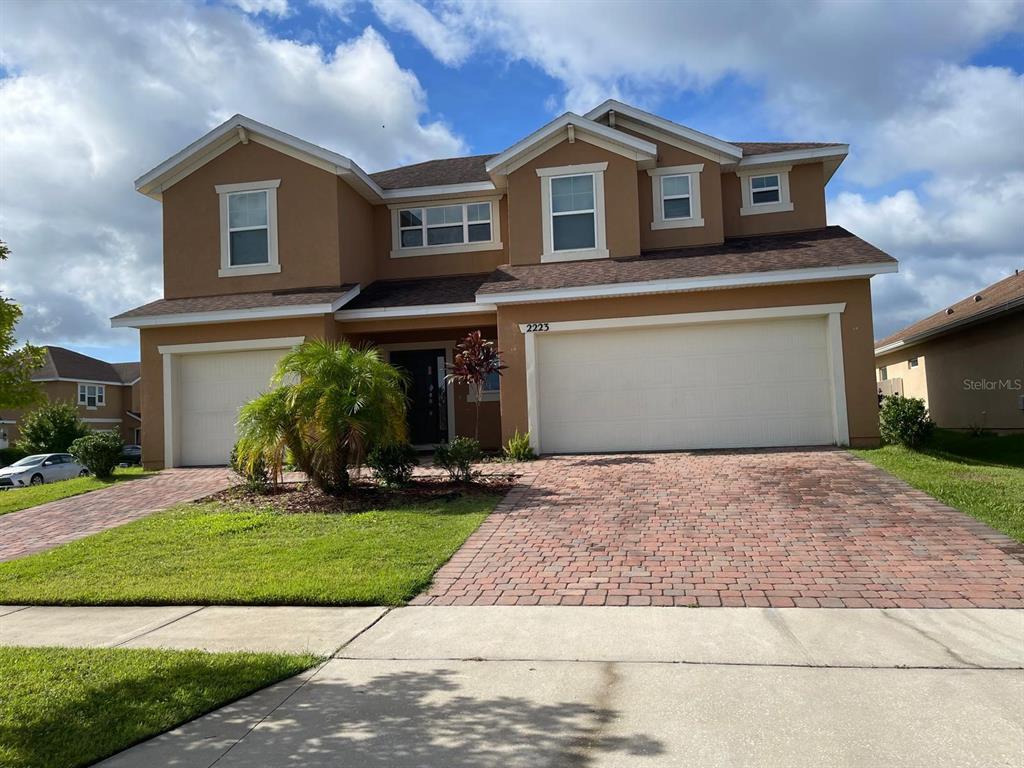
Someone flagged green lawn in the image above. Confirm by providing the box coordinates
[0,645,317,768]
[0,466,153,516]
[0,495,497,605]
[853,429,1024,543]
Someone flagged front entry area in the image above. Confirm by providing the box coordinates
[389,348,449,446]
[526,307,847,454]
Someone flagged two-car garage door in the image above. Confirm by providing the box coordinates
[177,348,286,466]
[532,315,839,454]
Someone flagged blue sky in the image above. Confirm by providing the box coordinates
[1,0,1022,363]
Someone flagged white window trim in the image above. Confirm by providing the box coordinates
[538,162,609,263]
[467,377,501,403]
[216,179,281,277]
[738,166,793,216]
[648,164,704,230]
[389,196,503,259]
[78,383,105,410]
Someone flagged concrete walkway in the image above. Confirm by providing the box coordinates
[0,468,232,562]
[3,605,1020,767]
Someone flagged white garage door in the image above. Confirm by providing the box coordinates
[178,348,286,466]
[534,315,837,453]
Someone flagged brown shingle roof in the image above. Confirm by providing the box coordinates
[477,226,894,296]
[734,142,845,156]
[876,271,1024,350]
[111,362,141,383]
[370,155,495,190]
[342,274,493,309]
[31,347,131,384]
[112,285,358,319]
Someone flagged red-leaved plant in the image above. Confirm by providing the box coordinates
[446,331,505,440]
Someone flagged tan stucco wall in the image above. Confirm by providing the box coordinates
[371,198,509,281]
[338,177,376,287]
[162,141,343,298]
[0,380,134,447]
[610,126,725,251]
[340,323,502,450]
[876,353,929,403]
[721,162,827,238]
[876,313,1024,431]
[506,140,641,264]
[139,316,333,469]
[495,278,880,449]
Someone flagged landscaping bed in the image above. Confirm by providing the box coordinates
[853,429,1024,543]
[0,480,504,606]
[0,645,317,768]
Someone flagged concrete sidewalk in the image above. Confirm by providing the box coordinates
[4,605,1018,767]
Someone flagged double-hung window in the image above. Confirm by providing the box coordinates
[738,166,793,216]
[393,200,498,257]
[216,180,281,276]
[649,164,704,230]
[537,162,608,262]
[78,383,105,409]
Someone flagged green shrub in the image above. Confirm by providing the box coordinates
[433,436,481,482]
[229,442,270,494]
[502,430,536,462]
[16,401,90,453]
[69,431,123,479]
[0,447,28,468]
[880,395,935,448]
[367,442,419,486]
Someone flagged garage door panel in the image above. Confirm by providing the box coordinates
[535,316,836,454]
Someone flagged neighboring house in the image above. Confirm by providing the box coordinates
[0,346,142,449]
[112,100,897,469]
[875,271,1024,433]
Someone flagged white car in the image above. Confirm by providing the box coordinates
[0,453,89,489]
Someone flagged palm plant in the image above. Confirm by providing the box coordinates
[236,340,408,495]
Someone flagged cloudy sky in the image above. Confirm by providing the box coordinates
[1,0,1022,363]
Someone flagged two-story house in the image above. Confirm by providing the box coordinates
[0,346,142,449]
[113,101,897,469]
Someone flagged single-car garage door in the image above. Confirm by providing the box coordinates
[178,348,286,466]
[533,315,838,454]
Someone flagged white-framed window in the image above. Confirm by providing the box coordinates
[648,164,704,230]
[78,383,105,409]
[468,369,501,403]
[879,367,888,381]
[390,198,502,258]
[737,165,793,216]
[537,162,608,263]
[908,357,919,369]
[216,179,281,277]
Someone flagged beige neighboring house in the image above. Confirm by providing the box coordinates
[0,346,142,449]
[112,100,898,470]
[875,271,1024,433]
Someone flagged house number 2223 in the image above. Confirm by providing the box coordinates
[525,323,550,332]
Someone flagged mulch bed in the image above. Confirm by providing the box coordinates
[208,474,518,514]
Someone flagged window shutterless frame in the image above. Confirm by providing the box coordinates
[216,179,281,277]
[737,165,793,216]
[78,383,105,408]
[749,174,781,205]
[390,198,502,258]
[537,162,608,263]
[648,164,704,230]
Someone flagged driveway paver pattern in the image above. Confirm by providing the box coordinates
[0,468,232,562]
[414,450,1024,608]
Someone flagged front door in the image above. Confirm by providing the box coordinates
[390,349,448,446]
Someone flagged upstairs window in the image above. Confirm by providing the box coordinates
[879,367,888,381]
[216,180,281,277]
[649,164,704,230]
[750,174,781,205]
[551,174,596,251]
[78,383,105,408]
[908,357,919,369]
[393,200,498,258]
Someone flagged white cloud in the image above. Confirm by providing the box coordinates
[0,0,465,353]
[227,0,290,17]
[309,0,358,19]
[369,0,473,66]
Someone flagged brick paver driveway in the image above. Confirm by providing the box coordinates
[0,468,232,562]
[416,450,1024,608]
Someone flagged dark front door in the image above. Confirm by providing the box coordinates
[390,349,448,445]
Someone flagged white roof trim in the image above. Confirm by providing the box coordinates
[479,262,899,305]
[111,285,361,329]
[380,181,499,201]
[335,301,497,321]
[874,294,1024,356]
[584,100,743,159]
[736,145,849,168]
[485,113,657,175]
[32,377,126,386]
